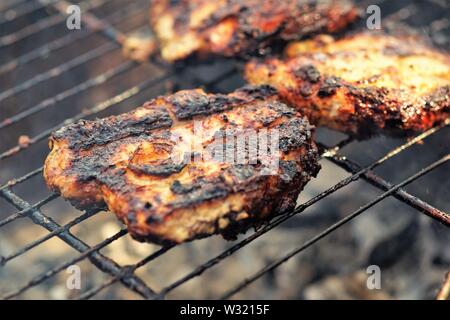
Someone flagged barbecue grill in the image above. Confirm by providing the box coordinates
[0,0,449,300]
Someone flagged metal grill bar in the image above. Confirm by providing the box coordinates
[50,0,126,45]
[220,155,449,299]
[0,41,119,103]
[0,0,147,75]
[0,71,174,161]
[322,148,450,226]
[436,271,450,300]
[0,13,64,47]
[0,207,98,264]
[2,228,128,299]
[0,188,156,299]
[0,167,43,190]
[78,245,175,300]
[0,0,107,48]
[0,0,29,13]
[0,0,56,24]
[0,60,136,129]
[0,29,89,75]
[0,192,58,228]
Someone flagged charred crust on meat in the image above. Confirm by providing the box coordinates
[44,87,320,244]
[167,91,246,120]
[294,65,321,83]
[426,85,450,111]
[277,118,313,152]
[145,215,163,224]
[236,84,278,99]
[318,76,342,97]
[171,184,230,208]
[167,85,281,121]
[222,114,229,122]
[144,202,153,209]
[52,107,173,151]
[127,212,138,224]
[279,160,298,182]
[170,180,201,194]
[228,165,255,182]
[299,83,314,97]
[128,162,187,177]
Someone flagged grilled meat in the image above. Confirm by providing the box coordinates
[44,86,320,244]
[149,0,358,62]
[245,33,450,137]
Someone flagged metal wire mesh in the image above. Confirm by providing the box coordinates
[0,0,448,300]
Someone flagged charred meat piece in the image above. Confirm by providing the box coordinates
[44,86,320,244]
[245,33,450,137]
[149,0,358,62]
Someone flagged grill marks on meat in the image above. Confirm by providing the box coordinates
[245,33,450,137]
[150,0,358,62]
[44,86,320,244]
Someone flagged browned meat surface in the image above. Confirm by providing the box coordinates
[44,86,320,244]
[245,33,450,137]
[149,0,358,62]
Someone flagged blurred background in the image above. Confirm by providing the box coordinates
[0,0,449,299]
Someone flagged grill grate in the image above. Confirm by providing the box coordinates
[0,0,448,300]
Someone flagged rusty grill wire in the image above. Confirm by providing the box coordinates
[0,0,449,300]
